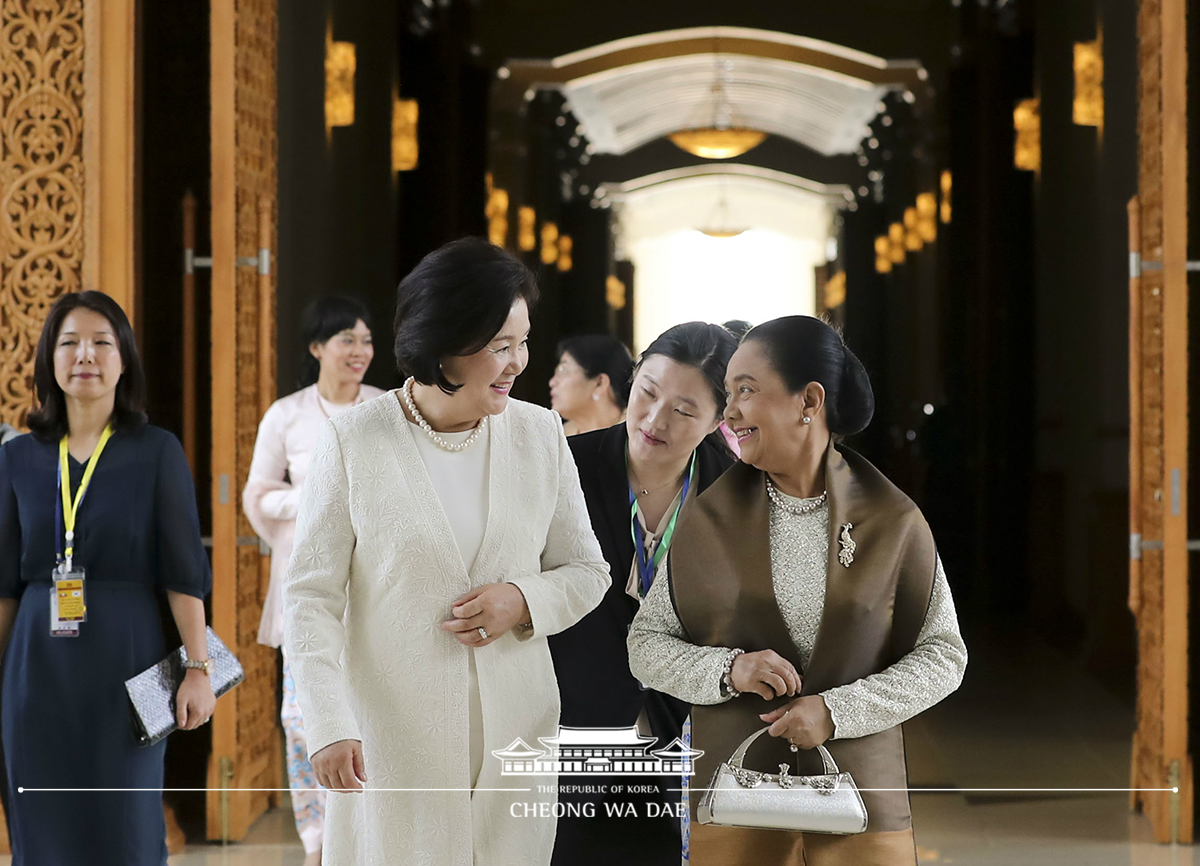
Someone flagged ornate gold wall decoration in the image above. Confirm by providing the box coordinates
[517,206,536,252]
[605,274,627,310]
[903,206,922,251]
[1013,98,1041,172]
[0,0,86,431]
[940,169,952,223]
[392,95,417,171]
[540,221,559,265]
[556,235,573,272]
[324,21,354,131]
[916,192,938,242]
[887,222,905,263]
[485,173,509,247]
[823,271,846,309]
[1073,39,1103,128]
[874,236,892,274]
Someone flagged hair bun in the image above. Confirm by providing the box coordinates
[834,347,875,437]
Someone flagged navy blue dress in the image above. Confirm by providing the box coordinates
[0,425,211,866]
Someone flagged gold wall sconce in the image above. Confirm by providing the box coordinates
[517,207,537,252]
[824,272,846,309]
[606,275,627,310]
[903,207,923,252]
[1013,98,1041,172]
[887,223,906,263]
[557,235,574,272]
[1073,39,1103,128]
[916,192,938,243]
[392,96,419,171]
[541,222,559,265]
[874,236,893,274]
[325,24,355,132]
[940,170,952,224]
[485,173,509,247]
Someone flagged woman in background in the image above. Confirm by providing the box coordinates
[0,291,213,866]
[243,295,383,865]
[550,322,737,866]
[549,334,634,436]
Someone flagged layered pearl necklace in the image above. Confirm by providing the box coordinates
[402,377,487,453]
[765,475,827,516]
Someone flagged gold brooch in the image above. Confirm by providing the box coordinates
[838,523,856,567]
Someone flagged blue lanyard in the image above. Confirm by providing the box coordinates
[630,452,696,598]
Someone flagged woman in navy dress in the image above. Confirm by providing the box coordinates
[0,291,215,865]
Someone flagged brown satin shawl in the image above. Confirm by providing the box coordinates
[668,443,937,832]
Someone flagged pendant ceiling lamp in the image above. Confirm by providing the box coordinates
[670,49,766,160]
[698,181,747,238]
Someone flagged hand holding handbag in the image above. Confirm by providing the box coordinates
[697,726,868,835]
[124,626,245,746]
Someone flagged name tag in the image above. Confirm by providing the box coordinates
[50,568,86,637]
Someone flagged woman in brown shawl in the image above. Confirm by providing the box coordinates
[628,315,967,866]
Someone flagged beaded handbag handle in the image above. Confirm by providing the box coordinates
[728,726,840,776]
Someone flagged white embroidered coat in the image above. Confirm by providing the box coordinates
[283,393,610,866]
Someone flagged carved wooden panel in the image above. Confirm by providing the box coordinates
[207,0,280,840]
[0,0,85,430]
[1131,0,1193,844]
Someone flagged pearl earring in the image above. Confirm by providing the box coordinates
[593,393,600,401]
[803,417,812,425]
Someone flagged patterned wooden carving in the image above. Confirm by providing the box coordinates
[1131,0,1193,843]
[232,0,280,834]
[206,0,280,840]
[0,0,85,430]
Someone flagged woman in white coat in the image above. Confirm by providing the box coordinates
[283,237,610,866]
[243,296,383,863]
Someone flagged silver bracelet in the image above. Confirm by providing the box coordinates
[720,648,745,698]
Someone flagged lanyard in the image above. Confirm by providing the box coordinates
[629,451,696,599]
[56,425,114,570]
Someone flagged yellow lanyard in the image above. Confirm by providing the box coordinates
[58,425,114,567]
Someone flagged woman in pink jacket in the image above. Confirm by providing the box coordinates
[243,296,383,865]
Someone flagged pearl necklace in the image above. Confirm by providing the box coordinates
[765,475,827,516]
[402,378,487,453]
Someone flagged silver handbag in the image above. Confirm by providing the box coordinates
[697,726,868,835]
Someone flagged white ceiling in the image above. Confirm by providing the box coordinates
[564,52,889,157]
[504,27,925,157]
[604,165,848,252]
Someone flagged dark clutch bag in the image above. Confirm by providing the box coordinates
[124,626,245,747]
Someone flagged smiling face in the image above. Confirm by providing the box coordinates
[440,299,531,417]
[625,354,722,467]
[53,308,124,406]
[723,339,819,472]
[311,318,374,388]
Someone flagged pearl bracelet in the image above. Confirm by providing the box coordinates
[720,648,745,698]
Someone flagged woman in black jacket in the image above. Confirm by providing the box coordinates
[550,321,738,866]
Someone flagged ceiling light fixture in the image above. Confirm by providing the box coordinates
[669,45,767,160]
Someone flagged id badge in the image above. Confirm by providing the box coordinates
[50,567,86,637]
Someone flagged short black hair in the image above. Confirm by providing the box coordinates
[394,237,539,393]
[556,335,635,409]
[298,295,373,388]
[27,291,147,441]
[743,315,875,437]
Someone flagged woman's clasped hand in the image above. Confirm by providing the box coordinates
[440,582,531,647]
[760,696,836,751]
[729,648,802,699]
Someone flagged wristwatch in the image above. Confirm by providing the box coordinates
[183,658,212,676]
